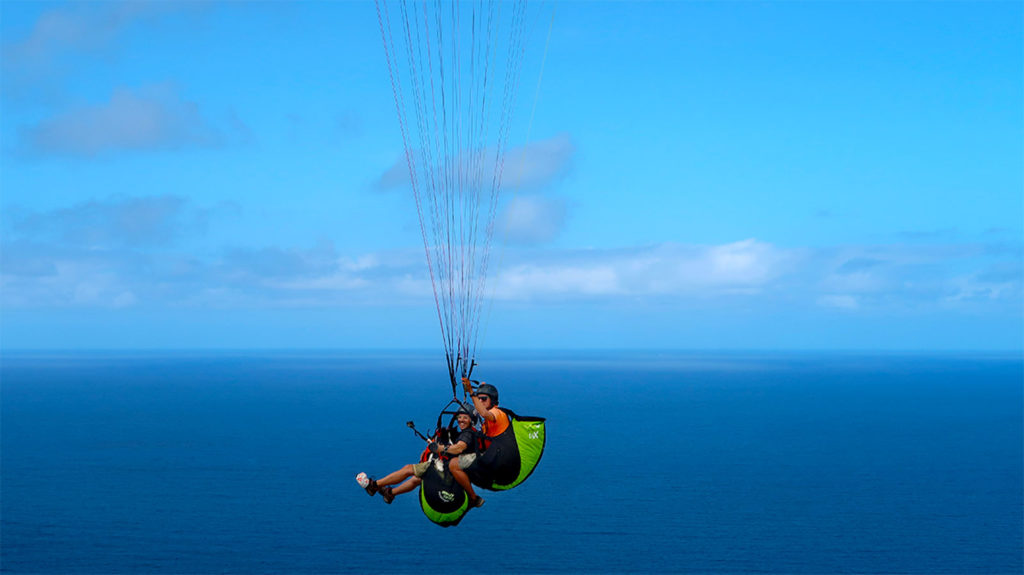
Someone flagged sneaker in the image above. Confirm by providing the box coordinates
[469,495,485,508]
[356,472,378,496]
[381,486,395,504]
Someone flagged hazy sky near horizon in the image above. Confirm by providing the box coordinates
[2,1,1021,351]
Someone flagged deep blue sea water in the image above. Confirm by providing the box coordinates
[1,350,1021,574]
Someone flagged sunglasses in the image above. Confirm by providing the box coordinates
[476,394,491,401]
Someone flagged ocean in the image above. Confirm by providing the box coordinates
[1,350,1021,574]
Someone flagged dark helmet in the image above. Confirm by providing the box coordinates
[475,383,499,404]
[455,406,478,424]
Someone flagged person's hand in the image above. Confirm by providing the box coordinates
[461,377,473,394]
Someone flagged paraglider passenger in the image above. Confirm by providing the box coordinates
[449,379,508,508]
[445,407,480,459]
[357,410,477,504]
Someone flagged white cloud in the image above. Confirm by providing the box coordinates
[817,294,859,309]
[502,133,574,191]
[375,158,410,190]
[18,84,229,157]
[5,2,165,63]
[2,198,1020,315]
[375,133,573,193]
[501,195,567,244]
[269,273,370,292]
[373,134,574,248]
[0,257,139,309]
[499,264,622,297]
[821,270,887,293]
[706,239,789,285]
[5,194,226,247]
[2,2,195,102]
[71,271,137,308]
[344,254,382,272]
[491,240,796,301]
[944,273,1019,303]
[810,243,1023,310]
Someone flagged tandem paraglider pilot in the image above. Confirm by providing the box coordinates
[449,378,507,505]
[355,370,545,527]
[357,408,479,505]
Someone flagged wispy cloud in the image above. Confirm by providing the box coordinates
[220,241,341,282]
[284,111,362,147]
[2,197,1020,314]
[4,2,165,64]
[4,5,251,159]
[375,133,574,244]
[502,133,574,191]
[4,194,230,248]
[812,243,1023,311]
[2,2,190,102]
[1,195,240,308]
[375,157,410,191]
[15,84,239,158]
[895,228,959,241]
[817,294,859,310]
[501,195,568,245]
[375,133,574,192]
[492,240,798,301]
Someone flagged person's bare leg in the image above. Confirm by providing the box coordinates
[448,458,478,500]
[377,464,414,487]
[390,476,421,496]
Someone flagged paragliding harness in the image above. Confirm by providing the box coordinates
[456,367,547,492]
[406,360,547,526]
[405,395,479,528]
[463,406,546,491]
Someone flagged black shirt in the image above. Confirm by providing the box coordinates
[453,428,477,455]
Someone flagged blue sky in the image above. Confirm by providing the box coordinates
[1,1,1021,351]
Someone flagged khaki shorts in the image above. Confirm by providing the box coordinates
[412,460,431,477]
[457,453,478,471]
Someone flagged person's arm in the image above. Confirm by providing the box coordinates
[463,378,496,422]
[471,395,496,422]
[442,440,468,456]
